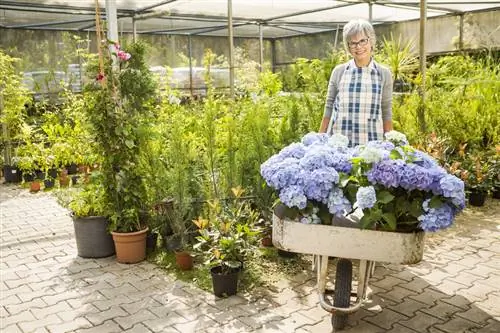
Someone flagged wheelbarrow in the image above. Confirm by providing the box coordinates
[272,213,425,331]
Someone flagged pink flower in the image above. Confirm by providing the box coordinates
[117,50,131,61]
[96,72,105,81]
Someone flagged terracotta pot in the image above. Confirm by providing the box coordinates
[30,181,41,193]
[59,175,70,187]
[175,251,193,270]
[111,228,148,264]
[261,236,273,247]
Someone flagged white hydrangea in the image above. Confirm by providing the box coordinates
[384,130,408,145]
[328,133,349,148]
[359,146,384,164]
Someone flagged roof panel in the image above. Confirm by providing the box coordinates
[0,0,498,38]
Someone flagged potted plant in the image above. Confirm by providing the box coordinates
[83,34,157,263]
[67,172,115,258]
[193,187,260,297]
[458,151,491,207]
[0,50,30,183]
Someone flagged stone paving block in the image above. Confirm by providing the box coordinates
[399,311,445,331]
[115,309,159,330]
[385,323,420,333]
[447,271,487,288]
[1,309,36,328]
[299,304,330,322]
[31,300,71,320]
[396,277,431,293]
[237,311,286,330]
[456,282,498,303]
[120,297,162,315]
[456,307,497,325]
[46,317,93,333]
[18,313,62,332]
[371,275,408,291]
[0,294,21,307]
[364,307,409,330]
[85,305,128,325]
[1,285,32,300]
[409,286,450,306]
[387,297,429,317]
[441,295,474,311]
[98,283,140,299]
[475,294,500,316]
[271,299,307,317]
[74,319,123,333]
[435,316,482,333]
[1,324,23,333]
[341,320,387,333]
[200,318,251,333]
[380,285,419,303]
[263,312,314,333]
[174,316,219,333]
[436,279,469,295]
[474,319,500,333]
[41,290,82,306]
[123,323,154,332]
[421,300,463,320]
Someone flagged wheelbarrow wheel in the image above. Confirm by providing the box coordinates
[332,258,352,330]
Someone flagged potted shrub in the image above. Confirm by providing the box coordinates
[193,187,260,297]
[0,50,30,183]
[458,151,491,207]
[67,172,115,258]
[83,36,157,263]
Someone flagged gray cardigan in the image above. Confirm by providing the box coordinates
[323,61,393,122]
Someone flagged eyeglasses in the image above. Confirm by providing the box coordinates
[348,38,370,49]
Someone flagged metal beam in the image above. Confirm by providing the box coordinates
[263,3,356,22]
[228,0,235,99]
[6,18,95,29]
[135,0,179,14]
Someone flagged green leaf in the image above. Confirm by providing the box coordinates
[429,196,443,209]
[125,139,135,149]
[377,191,395,204]
[409,199,423,217]
[390,149,403,160]
[382,213,397,231]
[360,214,374,229]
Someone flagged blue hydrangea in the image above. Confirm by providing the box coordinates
[358,146,386,164]
[260,157,303,190]
[279,142,306,159]
[412,150,440,169]
[399,163,433,191]
[418,199,456,232]
[301,132,329,146]
[327,187,352,217]
[356,186,377,209]
[366,159,405,188]
[439,174,466,209]
[279,185,307,209]
[302,167,339,203]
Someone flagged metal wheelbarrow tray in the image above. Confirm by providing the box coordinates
[272,214,426,330]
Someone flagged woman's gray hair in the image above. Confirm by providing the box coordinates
[342,19,376,51]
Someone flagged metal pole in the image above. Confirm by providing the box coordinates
[334,23,340,49]
[459,13,464,51]
[271,39,276,73]
[132,16,137,42]
[259,23,264,72]
[228,0,235,98]
[0,94,11,166]
[105,0,118,42]
[368,1,373,23]
[188,34,193,98]
[418,0,427,133]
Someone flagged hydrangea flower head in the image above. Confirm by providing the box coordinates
[356,186,377,209]
[328,133,349,148]
[384,130,409,145]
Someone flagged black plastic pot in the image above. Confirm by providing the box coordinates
[469,191,487,207]
[66,163,78,175]
[72,215,115,258]
[43,179,55,189]
[23,172,36,182]
[146,232,159,252]
[3,165,22,183]
[278,249,297,258]
[71,175,79,185]
[492,188,500,200]
[210,266,240,297]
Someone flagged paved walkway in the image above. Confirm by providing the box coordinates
[1,183,499,333]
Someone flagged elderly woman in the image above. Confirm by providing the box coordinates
[319,19,393,146]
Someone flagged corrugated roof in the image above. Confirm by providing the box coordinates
[0,0,499,38]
